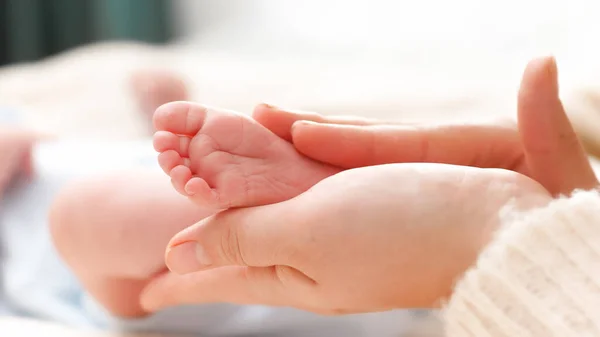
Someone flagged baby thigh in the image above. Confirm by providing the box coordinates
[48,169,214,316]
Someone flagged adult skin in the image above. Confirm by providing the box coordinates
[254,58,595,196]
[139,57,597,314]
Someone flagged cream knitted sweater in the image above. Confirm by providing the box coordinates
[443,190,600,336]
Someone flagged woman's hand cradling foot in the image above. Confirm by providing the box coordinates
[140,163,551,314]
[255,57,597,196]
[139,56,598,315]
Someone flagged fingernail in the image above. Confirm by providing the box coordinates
[261,102,280,110]
[291,120,316,134]
[292,120,317,129]
[166,241,211,274]
[291,121,303,134]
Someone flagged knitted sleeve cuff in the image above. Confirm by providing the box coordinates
[443,190,600,337]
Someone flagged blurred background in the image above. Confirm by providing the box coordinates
[1,0,597,63]
[0,0,171,65]
[2,2,600,335]
[0,0,599,141]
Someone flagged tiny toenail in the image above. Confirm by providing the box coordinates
[184,184,195,195]
[166,242,212,274]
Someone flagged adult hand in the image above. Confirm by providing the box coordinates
[139,57,597,314]
[254,57,596,196]
[141,163,551,314]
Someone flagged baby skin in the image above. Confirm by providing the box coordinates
[153,102,341,209]
[50,102,342,319]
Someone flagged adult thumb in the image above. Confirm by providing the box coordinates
[164,201,304,274]
[518,56,598,195]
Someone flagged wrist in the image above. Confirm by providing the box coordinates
[472,171,553,273]
[444,190,600,335]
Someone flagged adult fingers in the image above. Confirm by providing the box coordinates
[518,56,598,195]
[253,104,522,171]
[164,200,309,274]
[140,265,315,312]
[253,103,383,142]
[289,120,522,170]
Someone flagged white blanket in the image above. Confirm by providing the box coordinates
[0,139,432,336]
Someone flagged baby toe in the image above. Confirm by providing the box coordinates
[153,101,207,136]
[170,165,193,196]
[185,178,222,207]
[184,177,210,196]
[154,131,191,157]
[158,150,184,175]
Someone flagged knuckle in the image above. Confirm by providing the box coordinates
[559,130,582,148]
[273,265,294,285]
[272,265,316,287]
[219,224,249,266]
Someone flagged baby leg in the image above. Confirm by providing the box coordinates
[49,169,214,317]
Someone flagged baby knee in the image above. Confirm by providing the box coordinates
[48,174,120,265]
[49,180,90,261]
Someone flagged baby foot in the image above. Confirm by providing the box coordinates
[153,102,340,208]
